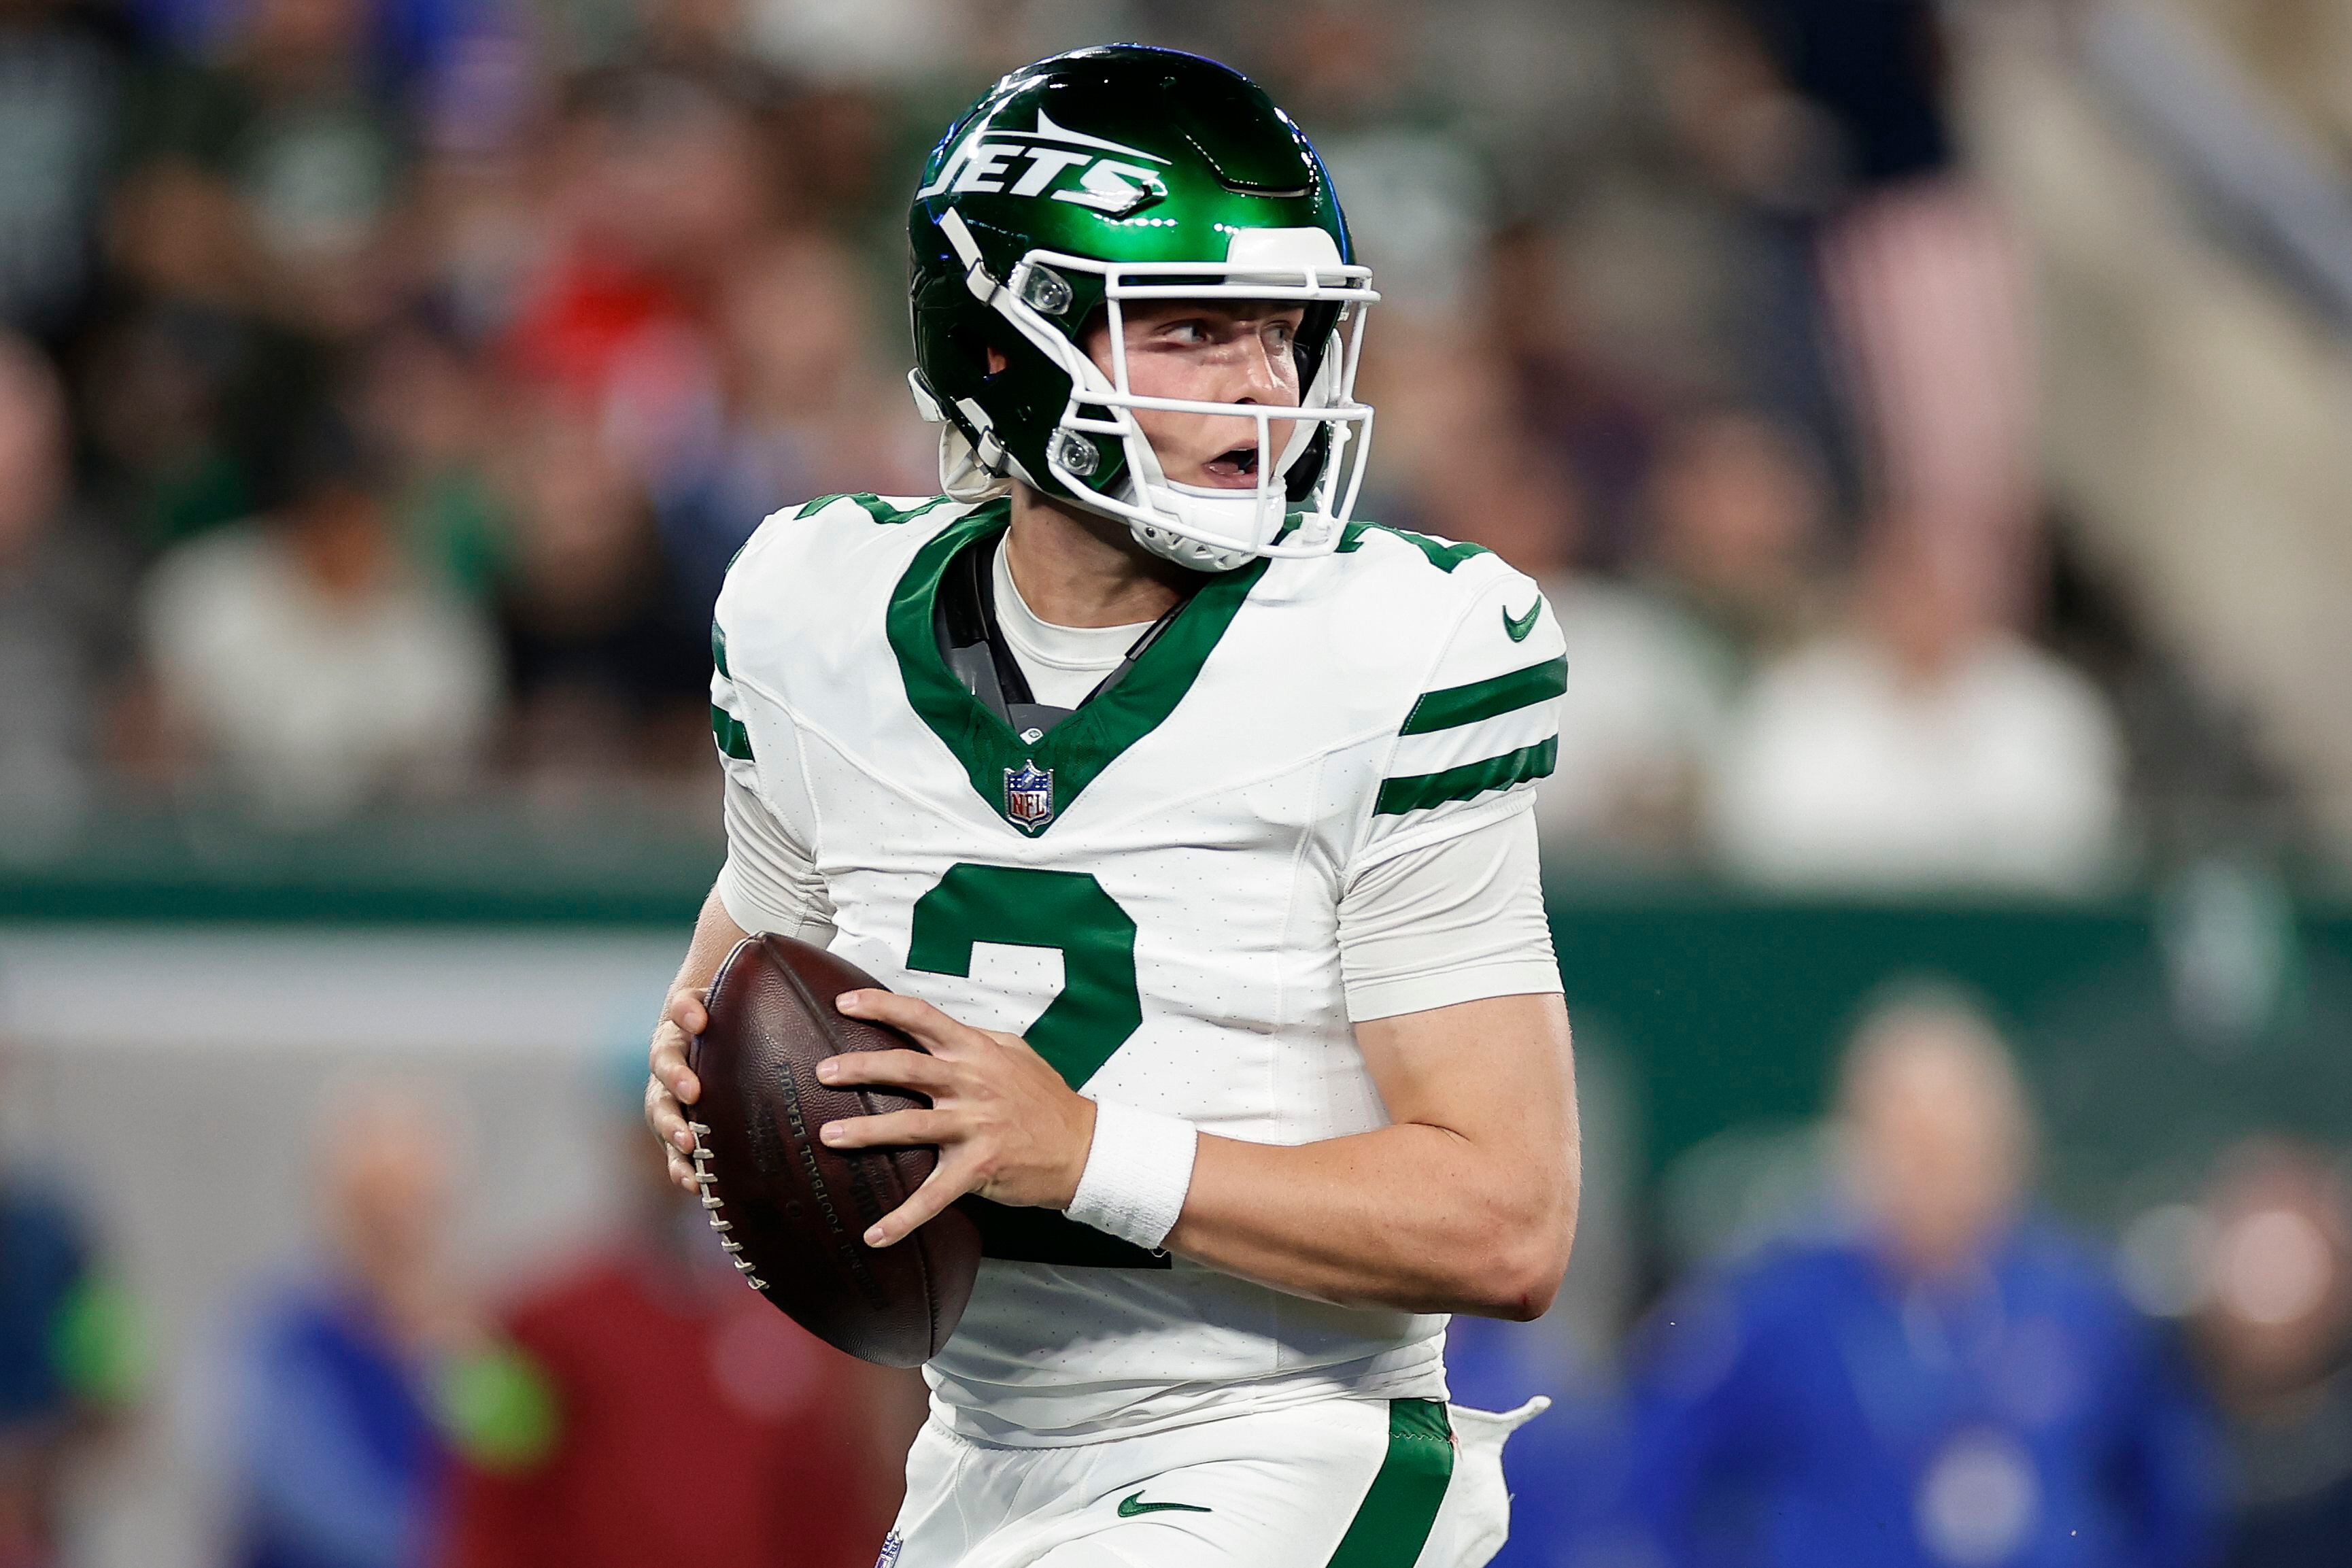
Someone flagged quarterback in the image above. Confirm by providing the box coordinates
[646,44,1579,1568]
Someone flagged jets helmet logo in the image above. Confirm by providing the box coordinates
[1004,761,1056,828]
[915,109,1171,214]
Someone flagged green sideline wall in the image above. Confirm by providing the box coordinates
[6,838,2349,1221]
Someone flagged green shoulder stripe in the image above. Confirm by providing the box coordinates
[1376,737,1557,816]
[710,619,730,679]
[1335,521,1490,573]
[711,704,754,762]
[1326,1399,1454,1568]
[794,493,957,526]
[1401,656,1565,735]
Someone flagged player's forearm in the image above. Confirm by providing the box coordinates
[670,886,751,1002]
[1165,1121,1578,1320]
[1155,991,1578,1318]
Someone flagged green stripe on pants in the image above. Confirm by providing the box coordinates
[1327,1399,1454,1568]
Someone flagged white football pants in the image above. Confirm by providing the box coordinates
[881,1396,1548,1568]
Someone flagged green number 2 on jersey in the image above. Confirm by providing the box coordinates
[906,864,1141,1089]
[906,864,1161,1268]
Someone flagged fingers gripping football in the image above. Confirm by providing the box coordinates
[823,990,1098,1248]
[645,987,710,1192]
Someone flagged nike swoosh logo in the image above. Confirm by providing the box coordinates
[1503,597,1543,643]
[1117,1491,1213,1518]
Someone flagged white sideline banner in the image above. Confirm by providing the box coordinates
[0,924,685,1054]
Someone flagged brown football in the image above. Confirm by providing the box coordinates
[685,934,981,1367]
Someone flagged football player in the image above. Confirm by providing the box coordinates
[646,45,1578,1568]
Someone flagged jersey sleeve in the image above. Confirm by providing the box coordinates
[1351,558,1567,871]
[709,573,834,944]
[1337,806,1560,1021]
[715,775,834,943]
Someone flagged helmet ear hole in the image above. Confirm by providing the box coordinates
[944,322,998,383]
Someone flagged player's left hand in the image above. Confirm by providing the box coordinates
[646,985,709,1194]
[817,990,1096,1248]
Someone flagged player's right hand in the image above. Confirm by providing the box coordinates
[645,987,710,1193]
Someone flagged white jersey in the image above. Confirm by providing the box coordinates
[709,492,1567,1443]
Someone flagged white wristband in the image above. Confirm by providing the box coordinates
[1063,1101,1199,1252]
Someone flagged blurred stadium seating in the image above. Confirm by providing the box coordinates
[5,0,2352,1564]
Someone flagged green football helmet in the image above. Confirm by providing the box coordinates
[906,45,1378,572]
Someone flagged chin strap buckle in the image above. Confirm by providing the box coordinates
[953,397,1008,474]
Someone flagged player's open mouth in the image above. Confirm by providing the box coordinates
[1200,445,1260,485]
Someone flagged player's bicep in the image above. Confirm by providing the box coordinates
[1355,991,1573,1153]
[1352,991,1578,1289]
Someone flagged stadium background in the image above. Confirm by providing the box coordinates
[5,0,2352,1563]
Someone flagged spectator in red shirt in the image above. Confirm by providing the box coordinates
[435,1107,917,1568]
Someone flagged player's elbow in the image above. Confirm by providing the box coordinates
[1467,1231,1571,1321]
[1456,1193,1575,1321]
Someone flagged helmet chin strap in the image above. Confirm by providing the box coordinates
[925,401,1280,573]
[1112,415,1285,574]
[1140,485,1284,573]
[927,404,1270,573]
[1127,522,1259,575]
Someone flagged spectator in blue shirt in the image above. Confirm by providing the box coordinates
[1620,990,2221,1568]
[222,1086,461,1568]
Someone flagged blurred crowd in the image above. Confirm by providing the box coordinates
[0,1035,921,1568]
[1454,993,2352,1568]
[9,2,2351,1563]
[3,0,2293,890]
[12,993,2352,1568]
[7,3,2351,1563]
[1,0,940,838]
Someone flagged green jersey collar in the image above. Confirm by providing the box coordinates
[885,499,1267,836]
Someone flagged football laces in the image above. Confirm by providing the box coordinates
[688,1122,767,1293]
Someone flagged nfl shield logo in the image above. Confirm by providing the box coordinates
[1004,761,1055,828]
